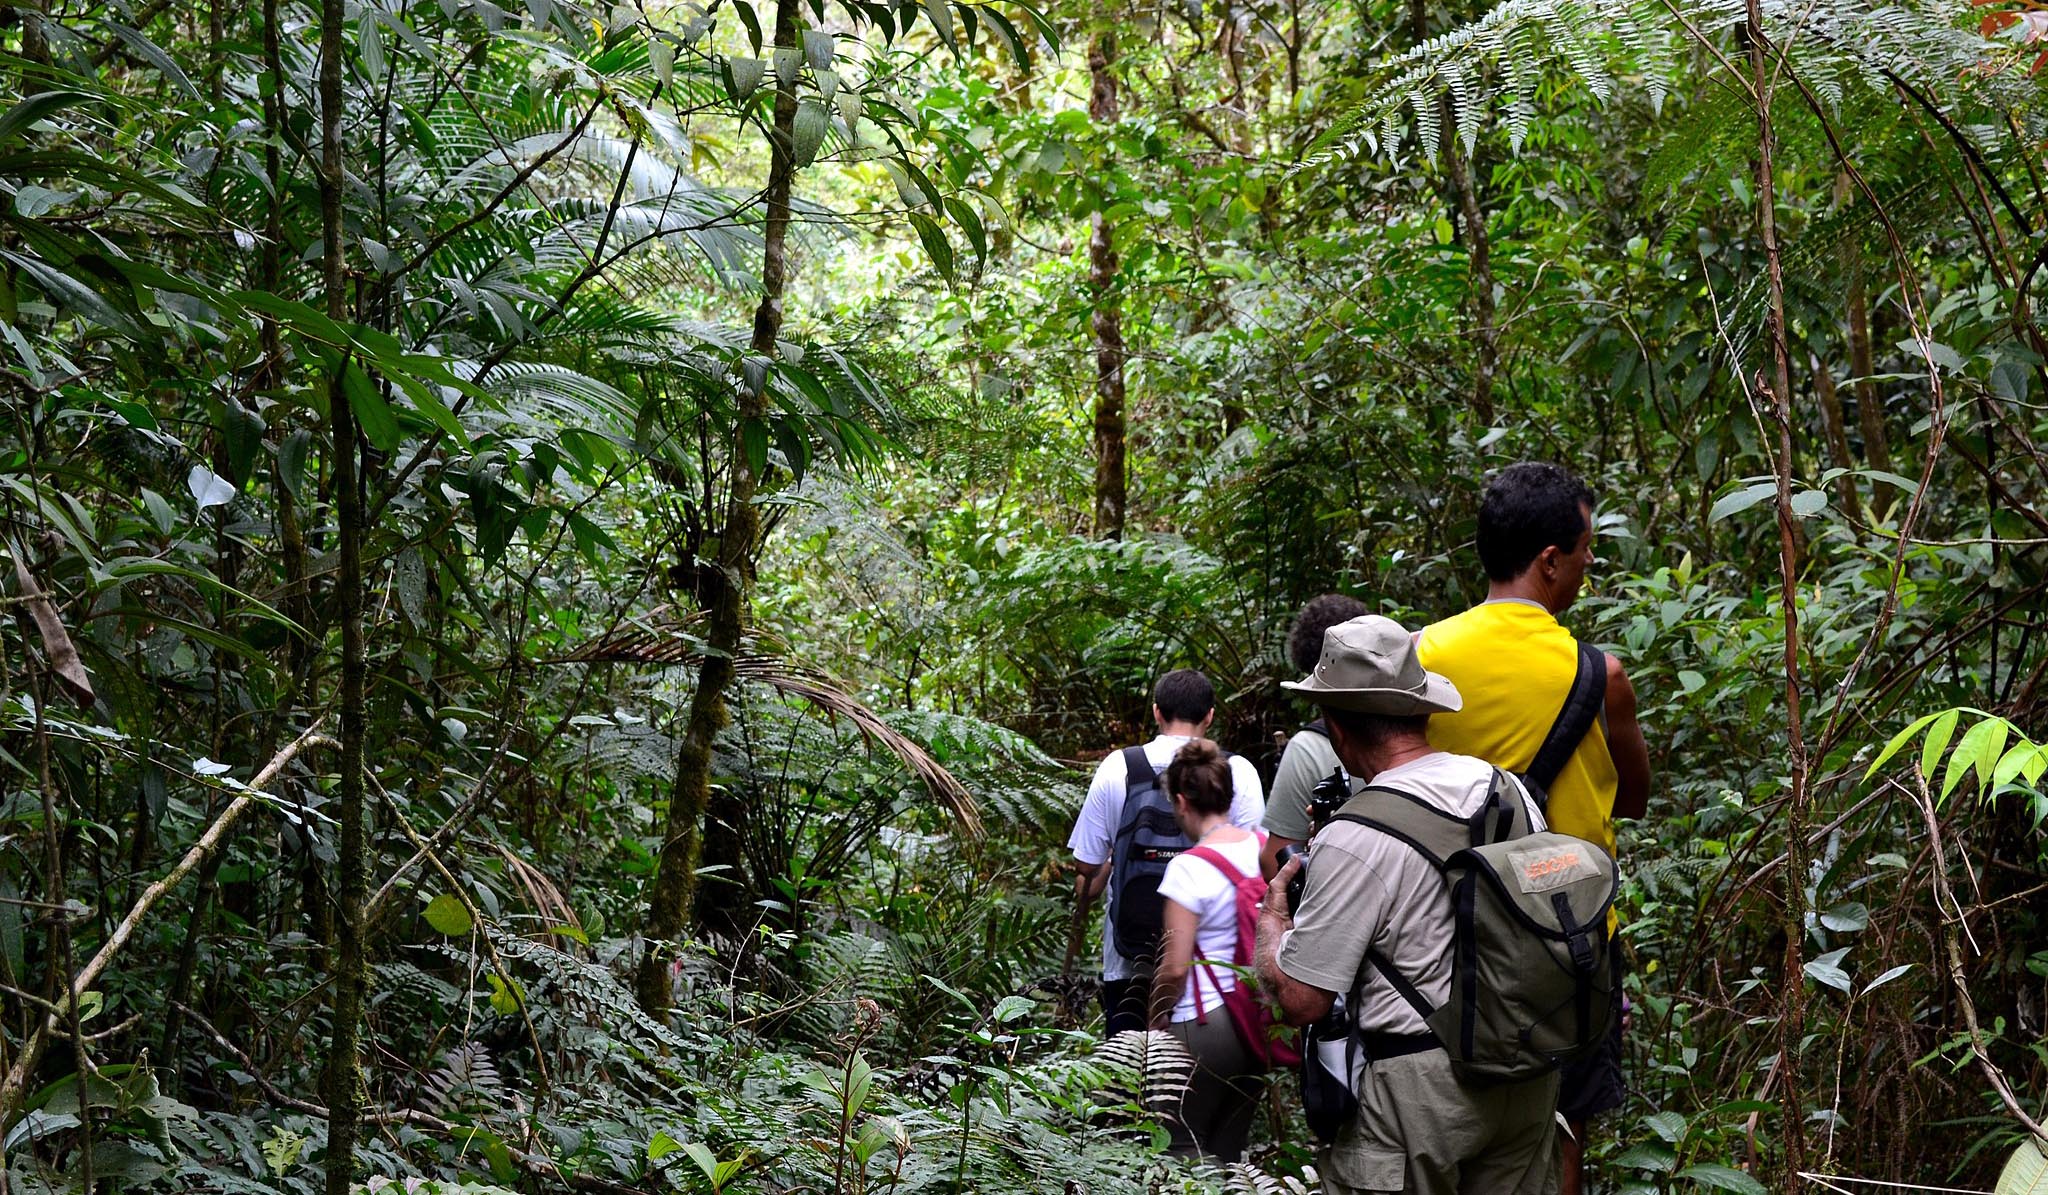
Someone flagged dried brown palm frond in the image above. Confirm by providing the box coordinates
[546,608,982,838]
[494,843,584,947]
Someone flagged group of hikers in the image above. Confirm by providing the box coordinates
[1064,462,1653,1194]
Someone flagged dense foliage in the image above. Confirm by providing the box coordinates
[0,0,2044,1190]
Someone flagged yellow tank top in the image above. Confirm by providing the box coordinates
[1416,600,1618,855]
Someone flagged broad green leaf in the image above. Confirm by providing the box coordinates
[772,47,803,91]
[423,892,474,936]
[792,100,829,167]
[1943,717,2008,801]
[1642,1110,1686,1143]
[1862,964,1914,995]
[991,994,1033,1023]
[1819,902,1868,933]
[923,0,955,45]
[342,362,403,452]
[486,974,524,1014]
[979,5,1033,69]
[907,211,954,284]
[1788,489,1828,518]
[1676,1163,1767,1194]
[944,195,987,264]
[803,28,835,69]
[730,0,763,52]
[1866,710,1945,779]
[650,37,675,90]
[1614,1143,1676,1173]
[0,91,95,148]
[106,24,202,102]
[648,1130,683,1161]
[725,57,766,103]
[186,465,237,512]
[1803,947,1851,992]
[1919,709,1961,780]
[1708,481,1778,524]
[13,184,77,218]
[1998,1137,2048,1195]
[683,1141,721,1185]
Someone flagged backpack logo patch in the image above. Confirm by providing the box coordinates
[1508,843,1599,894]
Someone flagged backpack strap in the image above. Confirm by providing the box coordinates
[1184,844,1247,886]
[1521,642,1607,800]
[1299,719,1329,739]
[1327,785,1470,869]
[1122,744,1157,794]
[1366,949,1440,1025]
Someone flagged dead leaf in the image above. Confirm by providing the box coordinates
[12,557,94,706]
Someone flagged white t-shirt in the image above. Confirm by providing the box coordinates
[1067,735,1267,980]
[1156,834,1263,1023]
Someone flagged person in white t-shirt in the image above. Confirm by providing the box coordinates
[1148,738,1268,1162]
[1066,670,1266,1035]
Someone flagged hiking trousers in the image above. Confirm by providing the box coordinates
[1320,1050,1559,1195]
[1164,1011,1264,1162]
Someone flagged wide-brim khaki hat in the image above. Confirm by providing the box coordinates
[1280,615,1463,715]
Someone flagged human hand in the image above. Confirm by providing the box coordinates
[1264,856,1303,923]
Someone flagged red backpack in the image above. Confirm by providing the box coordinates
[1184,846,1304,1070]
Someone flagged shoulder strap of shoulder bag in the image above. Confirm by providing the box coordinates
[1521,641,1607,799]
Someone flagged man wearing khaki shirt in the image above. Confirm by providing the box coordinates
[1256,616,1560,1195]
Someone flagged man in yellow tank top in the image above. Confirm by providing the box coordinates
[1415,462,1651,1195]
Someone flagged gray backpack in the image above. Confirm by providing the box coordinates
[1332,768,1618,1084]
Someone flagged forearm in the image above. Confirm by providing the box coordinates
[1255,910,1334,1025]
[1149,966,1185,1029]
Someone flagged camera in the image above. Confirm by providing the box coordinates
[1277,768,1351,913]
[1276,842,1309,911]
[1307,766,1350,826]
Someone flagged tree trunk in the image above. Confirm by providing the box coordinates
[1743,10,1810,1186]
[1088,30,1127,541]
[1810,352,1859,513]
[633,0,801,1016]
[316,0,370,1189]
[1440,105,1499,427]
[1846,258,1894,475]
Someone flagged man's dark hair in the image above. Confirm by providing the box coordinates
[1153,669,1216,725]
[1288,594,1370,675]
[1165,739,1233,815]
[1322,707,1431,753]
[1476,462,1597,581]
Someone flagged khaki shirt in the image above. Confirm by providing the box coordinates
[1275,752,1544,1035]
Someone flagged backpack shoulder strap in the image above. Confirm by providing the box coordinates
[1299,719,1329,739]
[1327,787,1471,869]
[1184,844,1247,886]
[1367,949,1439,1022]
[1121,745,1157,793]
[1521,641,1607,798]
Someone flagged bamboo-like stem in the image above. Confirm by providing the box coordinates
[316,0,370,1184]
[1741,6,1810,1185]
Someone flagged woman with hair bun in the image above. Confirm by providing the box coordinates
[1148,738,1268,1161]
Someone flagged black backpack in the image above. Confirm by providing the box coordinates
[1106,746,1211,963]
